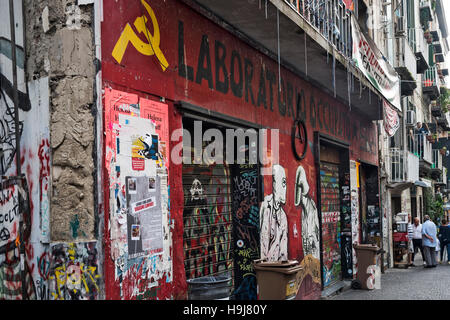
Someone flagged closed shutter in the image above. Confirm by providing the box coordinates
[320,162,342,288]
[182,164,233,280]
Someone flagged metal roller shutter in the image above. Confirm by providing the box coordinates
[182,164,233,280]
[320,161,342,288]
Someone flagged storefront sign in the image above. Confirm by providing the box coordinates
[351,17,401,111]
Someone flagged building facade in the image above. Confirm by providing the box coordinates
[0,0,447,300]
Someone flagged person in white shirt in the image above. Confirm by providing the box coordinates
[407,215,414,266]
[411,217,425,266]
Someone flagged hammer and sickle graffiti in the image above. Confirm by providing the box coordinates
[112,0,168,71]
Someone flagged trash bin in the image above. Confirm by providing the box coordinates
[186,274,232,300]
[353,243,382,290]
[253,259,303,300]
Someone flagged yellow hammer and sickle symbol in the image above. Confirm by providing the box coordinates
[112,0,168,71]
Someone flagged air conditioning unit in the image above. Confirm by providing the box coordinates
[406,110,416,126]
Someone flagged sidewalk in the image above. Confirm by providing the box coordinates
[330,256,450,300]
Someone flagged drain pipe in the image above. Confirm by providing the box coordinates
[9,0,27,300]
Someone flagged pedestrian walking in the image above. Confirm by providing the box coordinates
[411,217,424,266]
[407,215,414,267]
[435,238,440,264]
[438,219,450,264]
[422,215,437,268]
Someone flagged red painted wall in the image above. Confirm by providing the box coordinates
[101,0,378,300]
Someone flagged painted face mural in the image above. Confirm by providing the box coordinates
[295,165,320,261]
[259,164,288,261]
[189,178,204,201]
[273,165,287,207]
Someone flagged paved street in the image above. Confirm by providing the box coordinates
[331,256,450,300]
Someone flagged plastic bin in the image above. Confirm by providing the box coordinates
[186,274,231,300]
[253,259,303,300]
[353,243,382,290]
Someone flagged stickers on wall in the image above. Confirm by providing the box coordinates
[105,88,172,296]
[126,176,163,258]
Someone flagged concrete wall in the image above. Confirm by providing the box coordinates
[0,0,101,300]
[24,0,96,242]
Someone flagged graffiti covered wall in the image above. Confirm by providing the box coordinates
[103,88,173,300]
[101,0,379,299]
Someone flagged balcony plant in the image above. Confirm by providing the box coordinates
[438,87,450,113]
[427,133,438,143]
[424,189,444,224]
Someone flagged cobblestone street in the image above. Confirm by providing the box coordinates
[331,257,450,300]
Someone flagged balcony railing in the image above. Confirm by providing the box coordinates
[408,27,430,73]
[407,28,416,52]
[390,148,405,182]
[389,148,420,183]
[423,66,441,99]
[424,66,440,87]
[432,149,443,170]
[287,0,352,58]
[408,133,433,164]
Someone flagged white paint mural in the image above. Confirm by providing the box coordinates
[259,164,288,261]
[295,165,320,261]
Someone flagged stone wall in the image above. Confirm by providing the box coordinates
[24,0,96,242]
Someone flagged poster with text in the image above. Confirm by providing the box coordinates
[126,175,163,258]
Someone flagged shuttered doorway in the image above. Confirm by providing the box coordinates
[320,161,342,288]
[182,163,233,280]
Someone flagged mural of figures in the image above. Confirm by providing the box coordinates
[260,164,288,261]
[294,165,322,299]
[294,166,320,261]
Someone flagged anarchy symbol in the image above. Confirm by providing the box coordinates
[0,227,10,241]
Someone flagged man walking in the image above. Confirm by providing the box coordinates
[411,217,424,266]
[422,215,438,268]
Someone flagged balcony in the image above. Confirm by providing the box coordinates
[432,149,448,185]
[431,148,443,179]
[408,133,433,177]
[410,28,430,74]
[388,148,419,188]
[431,103,443,117]
[390,148,405,183]
[420,0,434,27]
[182,0,389,120]
[437,67,449,79]
[395,33,417,96]
[423,66,441,100]
[436,112,450,130]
